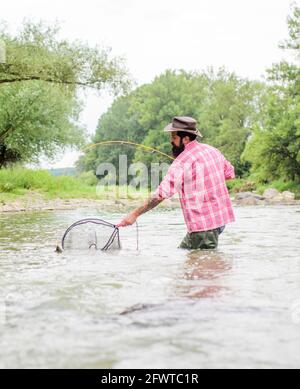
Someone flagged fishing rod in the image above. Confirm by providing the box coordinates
[82,140,175,161]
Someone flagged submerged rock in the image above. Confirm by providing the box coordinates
[120,303,157,315]
[55,245,63,254]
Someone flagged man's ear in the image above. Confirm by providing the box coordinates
[182,136,190,145]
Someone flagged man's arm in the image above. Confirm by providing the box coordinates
[224,159,235,180]
[117,195,164,227]
[117,160,181,227]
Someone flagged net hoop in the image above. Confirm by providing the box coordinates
[61,218,120,251]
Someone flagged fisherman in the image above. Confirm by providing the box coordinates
[117,116,235,250]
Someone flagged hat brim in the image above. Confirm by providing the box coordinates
[163,123,203,137]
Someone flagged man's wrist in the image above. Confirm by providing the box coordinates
[132,209,140,217]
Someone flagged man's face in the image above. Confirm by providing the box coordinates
[170,132,185,158]
[170,132,181,148]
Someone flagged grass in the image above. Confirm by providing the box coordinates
[0,168,299,202]
[0,168,150,202]
[255,180,300,199]
[226,178,300,199]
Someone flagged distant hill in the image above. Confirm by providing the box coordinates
[48,167,77,177]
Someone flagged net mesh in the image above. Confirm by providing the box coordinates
[62,218,121,251]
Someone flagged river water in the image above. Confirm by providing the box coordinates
[0,205,300,369]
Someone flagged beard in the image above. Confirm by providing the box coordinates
[172,140,185,158]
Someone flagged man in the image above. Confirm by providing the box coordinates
[117,116,235,250]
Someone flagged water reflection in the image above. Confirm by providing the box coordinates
[180,250,232,299]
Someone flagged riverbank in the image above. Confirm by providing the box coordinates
[1,190,300,213]
[1,168,299,213]
[0,191,180,213]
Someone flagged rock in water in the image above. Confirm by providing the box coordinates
[234,192,265,205]
[263,188,280,199]
[282,191,295,201]
[120,303,157,315]
[55,245,63,254]
[235,192,254,200]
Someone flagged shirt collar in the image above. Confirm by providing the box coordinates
[184,140,198,152]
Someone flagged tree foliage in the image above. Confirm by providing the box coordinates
[79,69,263,177]
[0,81,84,167]
[80,5,300,186]
[0,20,130,92]
[242,4,300,182]
[0,21,130,166]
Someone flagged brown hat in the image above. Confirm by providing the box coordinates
[163,116,203,137]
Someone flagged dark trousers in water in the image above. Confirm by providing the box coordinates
[179,226,225,250]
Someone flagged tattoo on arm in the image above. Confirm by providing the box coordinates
[135,196,164,216]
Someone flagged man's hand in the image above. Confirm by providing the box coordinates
[116,195,164,228]
[117,211,138,227]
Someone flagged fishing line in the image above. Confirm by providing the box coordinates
[82,140,174,161]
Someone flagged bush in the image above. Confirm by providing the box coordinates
[0,182,16,193]
[226,178,300,198]
[0,167,94,197]
[0,167,129,199]
[256,180,300,199]
[76,171,99,187]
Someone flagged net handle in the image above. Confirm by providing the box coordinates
[102,228,120,251]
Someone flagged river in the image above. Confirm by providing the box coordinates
[0,205,300,368]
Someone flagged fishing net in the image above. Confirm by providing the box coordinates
[60,218,139,252]
[61,218,121,251]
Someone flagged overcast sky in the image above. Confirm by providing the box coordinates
[1,0,296,168]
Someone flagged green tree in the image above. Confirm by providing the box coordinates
[242,4,300,182]
[81,69,263,178]
[199,68,265,176]
[77,95,146,175]
[132,70,209,165]
[0,21,130,166]
[0,20,130,91]
[132,69,263,175]
[0,81,84,167]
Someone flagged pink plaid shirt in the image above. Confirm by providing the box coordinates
[154,140,235,232]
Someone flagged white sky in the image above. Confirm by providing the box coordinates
[1,0,297,168]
